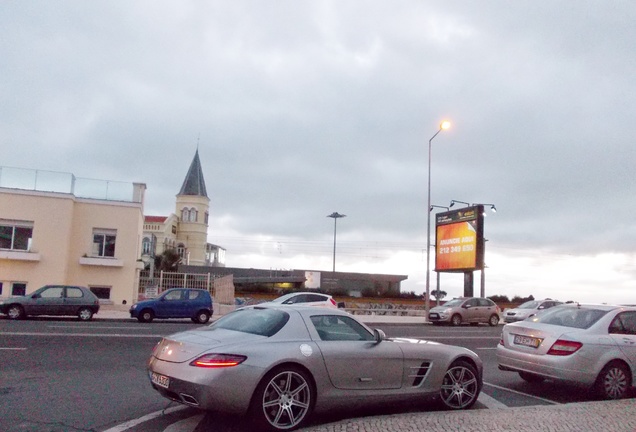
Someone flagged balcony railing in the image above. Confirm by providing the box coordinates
[0,166,143,203]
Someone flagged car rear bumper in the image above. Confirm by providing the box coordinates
[496,345,597,386]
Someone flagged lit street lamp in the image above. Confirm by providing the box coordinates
[327,212,346,272]
[425,120,450,317]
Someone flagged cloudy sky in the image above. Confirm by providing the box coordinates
[2,1,635,304]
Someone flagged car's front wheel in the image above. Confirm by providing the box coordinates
[439,360,480,410]
[77,307,94,321]
[451,314,462,326]
[7,304,25,320]
[250,366,315,431]
[596,361,630,400]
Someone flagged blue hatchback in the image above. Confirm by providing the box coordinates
[129,288,213,323]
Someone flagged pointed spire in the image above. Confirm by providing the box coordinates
[178,150,208,197]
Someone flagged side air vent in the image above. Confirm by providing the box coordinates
[410,361,432,387]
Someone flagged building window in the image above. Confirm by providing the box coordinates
[204,211,209,224]
[0,282,3,296]
[181,207,198,222]
[181,208,190,221]
[93,229,117,257]
[190,208,198,222]
[142,237,153,255]
[0,220,33,251]
[12,282,26,296]
[90,286,111,300]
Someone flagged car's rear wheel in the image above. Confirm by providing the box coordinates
[77,307,94,321]
[7,305,25,320]
[519,371,545,384]
[194,310,210,324]
[138,309,154,323]
[250,366,314,431]
[488,314,500,326]
[439,360,480,410]
[451,314,462,326]
[596,361,630,400]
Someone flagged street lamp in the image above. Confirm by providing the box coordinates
[425,120,450,317]
[327,212,346,272]
[449,200,470,208]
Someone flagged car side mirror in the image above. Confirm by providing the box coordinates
[373,328,386,344]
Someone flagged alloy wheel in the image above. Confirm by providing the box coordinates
[260,370,312,430]
[440,362,479,409]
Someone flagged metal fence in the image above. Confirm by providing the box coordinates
[138,270,217,299]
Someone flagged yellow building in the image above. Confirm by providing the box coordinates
[0,167,146,305]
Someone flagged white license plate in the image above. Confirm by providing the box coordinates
[513,334,541,348]
[429,313,439,318]
[151,372,170,389]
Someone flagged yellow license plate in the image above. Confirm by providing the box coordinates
[513,334,541,348]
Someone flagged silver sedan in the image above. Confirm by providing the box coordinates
[497,303,636,399]
[147,305,483,431]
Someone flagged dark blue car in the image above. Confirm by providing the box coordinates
[129,288,213,323]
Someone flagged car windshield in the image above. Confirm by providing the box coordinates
[209,308,290,337]
[534,306,608,329]
[443,299,465,307]
[518,301,540,309]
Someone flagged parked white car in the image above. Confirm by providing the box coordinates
[258,292,339,309]
[497,303,636,399]
[503,299,563,323]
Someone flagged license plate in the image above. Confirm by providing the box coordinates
[151,372,170,389]
[513,334,541,348]
[429,313,439,318]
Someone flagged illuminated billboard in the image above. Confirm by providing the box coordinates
[435,205,485,272]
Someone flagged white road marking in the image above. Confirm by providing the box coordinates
[102,406,187,432]
[0,347,27,350]
[1,332,164,338]
[47,325,151,330]
[483,382,560,405]
[164,414,205,432]
[478,391,508,409]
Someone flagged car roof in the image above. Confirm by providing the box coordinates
[557,303,635,311]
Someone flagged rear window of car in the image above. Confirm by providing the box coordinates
[210,308,290,337]
[534,306,608,329]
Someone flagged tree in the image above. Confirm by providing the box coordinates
[154,249,181,272]
[431,289,447,301]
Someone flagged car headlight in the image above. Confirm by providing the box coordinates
[130,304,137,310]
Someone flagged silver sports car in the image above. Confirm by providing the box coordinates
[147,305,483,431]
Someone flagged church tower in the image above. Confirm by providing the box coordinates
[175,150,210,265]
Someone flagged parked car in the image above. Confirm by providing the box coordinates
[147,305,483,431]
[428,297,501,326]
[258,291,338,309]
[504,299,563,323]
[0,285,100,321]
[130,288,213,323]
[497,303,636,399]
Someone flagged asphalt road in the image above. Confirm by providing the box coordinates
[0,318,619,432]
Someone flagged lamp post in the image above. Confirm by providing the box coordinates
[425,120,450,317]
[327,212,346,272]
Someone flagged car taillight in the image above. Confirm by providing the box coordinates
[499,334,504,345]
[190,354,247,368]
[547,340,582,356]
[330,298,337,307]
